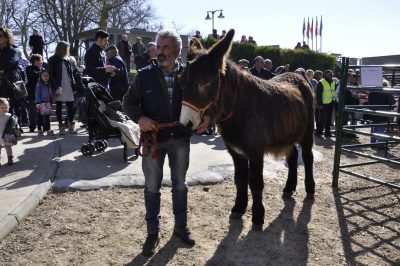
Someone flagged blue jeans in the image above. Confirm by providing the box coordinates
[142,136,190,234]
[371,125,385,143]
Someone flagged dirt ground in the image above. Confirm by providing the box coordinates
[1,135,399,266]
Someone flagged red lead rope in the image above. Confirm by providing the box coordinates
[138,121,179,159]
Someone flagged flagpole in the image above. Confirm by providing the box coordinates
[315,16,318,52]
[311,18,313,50]
[319,16,323,52]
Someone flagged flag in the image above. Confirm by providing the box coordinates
[306,17,310,39]
[310,18,313,40]
[320,16,323,37]
[315,16,318,37]
[302,18,305,38]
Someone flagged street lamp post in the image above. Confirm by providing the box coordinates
[205,9,224,36]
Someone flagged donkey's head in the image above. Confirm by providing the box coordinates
[180,29,235,130]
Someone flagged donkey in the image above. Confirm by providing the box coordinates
[180,29,315,230]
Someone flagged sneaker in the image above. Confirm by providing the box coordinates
[173,226,195,246]
[142,234,159,257]
[59,127,66,135]
[38,130,44,136]
[47,130,55,136]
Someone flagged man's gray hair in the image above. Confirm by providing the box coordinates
[155,29,182,50]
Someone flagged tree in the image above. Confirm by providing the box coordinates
[107,0,157,29]
[87,0,130,29]
[0,0,13,28]
[39,0,95,56]
[10,0,39,58]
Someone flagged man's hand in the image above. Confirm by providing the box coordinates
[56,87,62,95]
[195,115,211,134]
[138,116,157,132]
[105,65,115,73]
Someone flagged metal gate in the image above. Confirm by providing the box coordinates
[332,57,400,189]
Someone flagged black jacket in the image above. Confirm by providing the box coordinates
[84,43,109,88]
[29,35,44,55]
[26,65,43,100]
[123,62,191,142]
[117,40,131,58]
[48,55,77,93]
[249,67,274,80]
[0,45,22,99]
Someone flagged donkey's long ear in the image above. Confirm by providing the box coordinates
[187,37,204,61]
[208,29,235,74]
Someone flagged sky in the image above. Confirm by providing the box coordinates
[149,0,400,58]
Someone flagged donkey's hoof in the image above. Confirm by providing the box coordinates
[282,191,293,199]
[229,212,244,220]
[252,224,263,231]
[306,193,315,200]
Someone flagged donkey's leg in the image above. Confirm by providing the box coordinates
[283,145,298,198]
[249,155,264,231]
[300,129,315,199]
[227,147,249,218]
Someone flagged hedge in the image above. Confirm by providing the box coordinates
[200,38,336,72]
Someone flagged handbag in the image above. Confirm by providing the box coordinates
[12,80,28,100]
[3,74,28,100]
[39,102,52,116]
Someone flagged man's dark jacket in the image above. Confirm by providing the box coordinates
[29,35,44,55]
[249,67,274,80]
[108,55,129,94]
[84,43,109,88]
[26,65,43,100]
[122,62,191,142]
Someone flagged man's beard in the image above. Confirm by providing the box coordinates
[157,54,176,67]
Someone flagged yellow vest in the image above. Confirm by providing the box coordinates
[321,79,336,104]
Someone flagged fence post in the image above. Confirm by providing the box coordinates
[332,57,349,187]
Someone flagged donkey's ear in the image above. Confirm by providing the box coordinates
[187,37,204,61]
[208,29,235,74]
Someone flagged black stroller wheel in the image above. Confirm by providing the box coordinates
[81,144,95,156]
[102,140,108,149]
[95,140,106,151]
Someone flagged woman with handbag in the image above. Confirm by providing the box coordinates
[48,41,78,135]
[35,70,54,136]
[0,27,24,119]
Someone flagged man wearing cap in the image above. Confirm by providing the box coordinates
[238,59,250,73]
[84,30,115,89]
[132,37,146,70]
[117,35,132,72]
[141,42,157,67]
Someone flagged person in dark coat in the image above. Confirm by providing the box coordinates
[28,29,45,56]
[0,27,23,118]
[132,37,147,70]
[117,35,132,72]
[84,30,116,89]
[25,54,44,132]
[367,79,396,147]
[249,56,273,80]
[105,45,129,101]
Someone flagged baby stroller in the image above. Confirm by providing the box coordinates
[80,78,139,161]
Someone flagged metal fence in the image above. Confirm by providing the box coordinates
[332,57,400,189]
